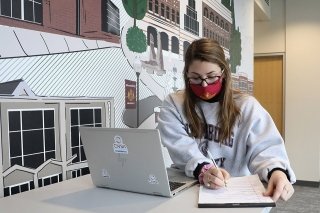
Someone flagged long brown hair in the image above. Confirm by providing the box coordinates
[183,38,241,143]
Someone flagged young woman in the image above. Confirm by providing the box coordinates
[157,38,295,201]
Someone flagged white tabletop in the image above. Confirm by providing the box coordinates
[0,175,271,213]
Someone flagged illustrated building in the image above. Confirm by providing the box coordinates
[145,0,232,59]
[0,0,120,43]
[0,79,114,197]
[145,0,252,94]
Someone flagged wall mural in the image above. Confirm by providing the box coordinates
[0,0,253,197]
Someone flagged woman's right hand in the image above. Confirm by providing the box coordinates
[203,167,230,189]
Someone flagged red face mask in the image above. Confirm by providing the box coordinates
[189,80,223,100]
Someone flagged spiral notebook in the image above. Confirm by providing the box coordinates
[198,174,276,208]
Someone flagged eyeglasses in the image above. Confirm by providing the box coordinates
[188,70,224,85]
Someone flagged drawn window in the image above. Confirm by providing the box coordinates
[3,180,35,197]
[101,0,120,36]
[215,16,219,25]
[225,23,229,32]
[204,8,208,18]
[38,173,62,188]
[171,9,175,22]
[0,0,11,17]
[210,12,214,21]
[160,32,169,51]
[161,3,165,17]
[185,2,199,36]
[8,109,56,169]
[0,0,42,24]
[188,0,195,9]
[155,0,159,14]
[171,36,179,54]
[183,41,190,58]
[166,6,170,19]
[70,108,102,164]
[176,11,180,24]
[148,0,153,11]
[71,167,90,179]
[24,0,42,23]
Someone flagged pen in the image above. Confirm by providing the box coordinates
[207,151,227,187]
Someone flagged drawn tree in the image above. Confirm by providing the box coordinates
[221,0,232,10]
[122,0,147,53]
[222,0,241,73]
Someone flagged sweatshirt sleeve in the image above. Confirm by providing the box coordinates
[157,94,211,177]
[240,96,296,183]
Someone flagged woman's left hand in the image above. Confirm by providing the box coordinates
[263,170,294,201]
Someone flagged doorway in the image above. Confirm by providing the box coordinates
[254,55,284,136]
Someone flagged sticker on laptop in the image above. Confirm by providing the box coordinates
[147,174,159,185]
[113,135,128,154]
[101,168,110,179]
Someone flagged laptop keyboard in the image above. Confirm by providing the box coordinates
[169,181,186,191]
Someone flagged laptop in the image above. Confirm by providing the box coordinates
[79,127,198,197]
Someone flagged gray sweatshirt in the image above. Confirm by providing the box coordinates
[157,91,296,183]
